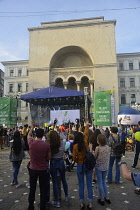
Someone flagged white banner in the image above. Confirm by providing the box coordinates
[50,109,80,126]
[118,114,140,125]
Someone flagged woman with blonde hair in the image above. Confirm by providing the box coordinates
[49,131,69,208]
[73,124,93,210]
[93,134,111,206]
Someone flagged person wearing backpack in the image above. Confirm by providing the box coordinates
[93,134,111,206]
[65,134,74,157]
[107,126,122,184]
[73,124,93,210]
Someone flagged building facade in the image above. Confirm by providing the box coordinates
[117,52,140,110]
[3,17,140,125]
[0,69,4,97]
[1,60,29,125]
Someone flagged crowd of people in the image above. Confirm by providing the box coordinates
[1,118,140,210]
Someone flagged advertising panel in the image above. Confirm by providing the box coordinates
[118,114,140,125]
[94,91,112,126]
[0,97,17,127]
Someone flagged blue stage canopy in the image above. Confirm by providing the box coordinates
[20,87,90,107]
[118,108,140,115]
[21,86,84,100]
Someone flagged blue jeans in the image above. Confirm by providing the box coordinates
[95,168,108,199]
[50,158,68,202]
[12,160,22,184]
[107,156,121,183]
[132,141,140,167]
[77,163,93,203]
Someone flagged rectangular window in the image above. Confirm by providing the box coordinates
[27,69,29,76]
[18,70,22,77]
[26,83,28,92]
[9,84,13,92]
[139,62,140,70]
[120,78,125,88]
[131,94,136,104]
[119,63,124,71]
[121,94,126,104]
[18,83,22,92]
[10,70,14,77]
[129,62,133,70]
[130,78,135,87]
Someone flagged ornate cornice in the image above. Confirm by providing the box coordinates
[29,67,49,72]
[94,63,117,68]
[51,69,93,82]
[28,20,116,31]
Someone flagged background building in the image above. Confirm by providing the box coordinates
[1,60,29,125]
[2,17,140,125]
[117,52,140,111]
[0,69,4,97]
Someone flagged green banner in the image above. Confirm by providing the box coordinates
[94,91,112,126]
[0,97,17,127]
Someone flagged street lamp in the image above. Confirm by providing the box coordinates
[84,87,89,120]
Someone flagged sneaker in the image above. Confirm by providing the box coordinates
[131,165,136,169]
[104,197,111,204]
[51,201,56,207]
[92,179,97,183]
[65,196,69,202]
[97,199,105,206]
[87,204,92,210]
[26,183,30,188]
[134,189,140,195]
[107,181,112,184]
[122,155,125,157]
[10,182,16,186]
[56,202,60,208]
[80,203,85,210]
[16,184,21,188]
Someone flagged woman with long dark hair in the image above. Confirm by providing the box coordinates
[73,124,93,210]
[89,129,101,183]
[9,131,24,188]
[49,130,69,208]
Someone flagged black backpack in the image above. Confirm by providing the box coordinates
[112,135,123,156]
[84,151,96,170]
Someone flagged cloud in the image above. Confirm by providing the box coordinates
[0,48,20,61]
[0,46,22,71]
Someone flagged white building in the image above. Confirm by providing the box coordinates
[1,60,29,125]
[117,52,140,110]
[2,52,140,125]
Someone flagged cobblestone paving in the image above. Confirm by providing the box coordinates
[0,148,140,210]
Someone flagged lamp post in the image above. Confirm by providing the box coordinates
[84,87,89,120]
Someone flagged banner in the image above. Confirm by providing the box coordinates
[0,97,17,127]
[118,114,140,125]
[94,91,112,126]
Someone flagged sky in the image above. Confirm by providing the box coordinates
[0,0,140,71]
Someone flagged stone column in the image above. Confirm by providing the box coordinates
[63,82,68,89]
[89,80,94,99]
[76,81,81,91]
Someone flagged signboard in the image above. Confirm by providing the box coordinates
[50,109,80,126]
[0,97,17,127]
[94,91,112,126]
[118,114,140,125]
